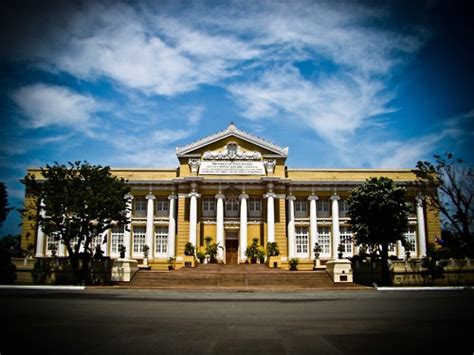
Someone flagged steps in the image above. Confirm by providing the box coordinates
[119,264,360,290]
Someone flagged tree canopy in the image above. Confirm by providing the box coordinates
[348,177,409,285]
[23,161,130,284]
[0,182,13,228]
[413,153,473,257]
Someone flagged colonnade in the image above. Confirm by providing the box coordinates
[35,187,428,261]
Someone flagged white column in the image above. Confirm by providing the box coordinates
[35,200,46,257]
[124,193,134,259]
[215,193,225,262]
[188,191,200,248]
[265,192,276,243]
[397,240,405,259]
[146,193,155,260]
[167,194,177,259]
[287,195,296,258]
[416,195,427,257]
[309,195,319,260]
[331,194,340,260]
[59,241,67,257]
[101,230,109,257]
[239,193,249,262]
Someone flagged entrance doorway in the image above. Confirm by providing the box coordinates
[225,231,239,264]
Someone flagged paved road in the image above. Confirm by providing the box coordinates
[1,288,473,355]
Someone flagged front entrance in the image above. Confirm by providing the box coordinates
[225,231,239,264]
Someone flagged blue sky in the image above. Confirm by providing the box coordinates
[1,0,473,236]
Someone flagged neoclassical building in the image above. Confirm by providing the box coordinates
[22,124,440,269]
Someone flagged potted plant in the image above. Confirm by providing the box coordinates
[183,242,196,267]
[49,244,57,258]
[266,242,281,268]
[142,245,150,266]
[168,256,175,270]
[245,238,260,264]
[289,258,299,271]
[204,237,223,263]
[258,248,265,264]
[197,250,206,263]
[337,243,344,259]
[313,243,322,269]
[119,244,126,259]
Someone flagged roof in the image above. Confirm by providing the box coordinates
[175,123,289,157]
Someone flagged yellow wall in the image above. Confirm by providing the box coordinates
[275,197,287,257]
[287,169,417,181]
[176,196,189,256]
[20,194,39,253]
[426,198,441,246]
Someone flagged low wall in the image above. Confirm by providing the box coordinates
[352,258,474,286]
[13,257,113,285]
[391,259,474,286]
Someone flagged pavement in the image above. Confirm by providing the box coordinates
[1,288,473,354]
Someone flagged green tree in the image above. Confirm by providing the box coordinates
[23,161,130,284]
[413,153,473,257]
[0,182,13,229]
[348,177,409,285]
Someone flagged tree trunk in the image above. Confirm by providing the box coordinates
[69,254,83,285]
[380,243,391,286]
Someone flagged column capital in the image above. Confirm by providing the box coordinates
[125,193,134,200]
[286,195,296,201]
[239,193,249,200]
[264,192,276,199]
[215,193,225,200]
[330,194,340,201]
[308,194,319,201]
[188,192,201,198]
[168,194,178,200]
[146,193,155,200]
[415,194,424,206]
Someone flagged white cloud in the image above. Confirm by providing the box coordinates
[10,84,101,135]
[229,65,394,145]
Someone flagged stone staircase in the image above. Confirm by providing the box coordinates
[119,264,361,290]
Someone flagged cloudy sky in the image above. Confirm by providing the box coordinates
[1,0,473,236]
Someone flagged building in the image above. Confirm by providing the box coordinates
[21,123,440,269]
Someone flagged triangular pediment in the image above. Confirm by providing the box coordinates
[176,123,288,158]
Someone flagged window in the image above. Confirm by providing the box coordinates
[295,226,309,256]
[111,225,124,254]
[295,198,308,218]
[133,226,146,253]
[46,233,60,255]
[317,226,331,254]
[156,197,169,216]
[225,198,239,217]
[317,198,330,217]
[134,197,147,217]
[340,227,353,254]
[404,226,417,254]
[203,197,216,217]
[406,201,416,217]
[90,234,103,253]
[249,197,262,217]
[155,226,168,255]
[339,199,349,216]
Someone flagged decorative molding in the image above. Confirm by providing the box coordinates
[263,159,276,174]
[203,142,262,160]
[188,159,201,173]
